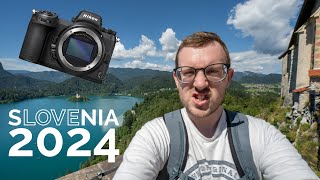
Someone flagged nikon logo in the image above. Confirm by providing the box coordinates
[83,14,98,21]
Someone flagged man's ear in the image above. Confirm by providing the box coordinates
[172,71,180,88]
[226,68,234,88]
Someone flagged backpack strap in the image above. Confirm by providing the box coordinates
[157,109,259,180]
[225,110,260,180]
[157,109,190,180]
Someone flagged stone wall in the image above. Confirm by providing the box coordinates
[314,18,320,68]
[281,54,289,97]
[57,155,123,180]
[290,44,299,92]
[280,1,320,123]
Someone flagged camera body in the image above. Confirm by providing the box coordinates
[19,10,117,83]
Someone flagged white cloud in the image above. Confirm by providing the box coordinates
[112,28,180,61]
[0,58,52,72]
[164,52,176,61]
[113,35,158,60]
[123,60,173,71]
[113,50,281,74]
[0,52,280,74]
[227,0,302,55]
[159,28,180,51]
[1,27,282,74]
[230,50,281,74]
[159,28,181,60]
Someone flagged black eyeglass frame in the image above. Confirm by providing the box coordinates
[173,63,231,84]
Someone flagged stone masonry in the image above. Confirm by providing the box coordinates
[57,155,123,180]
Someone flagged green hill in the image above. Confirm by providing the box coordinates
[0,62,13,77]
[0,75,53,89]
[19,71,72,83]
[45,73,124,96]
[0,62,54,90]
[0,69,123,103]
[122,74,175,95]
[0,60,281,104]
[108,68,171,81]
[238,73,281,84]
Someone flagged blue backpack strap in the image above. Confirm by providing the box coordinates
[157,109,190,180]
[225,110,260,180]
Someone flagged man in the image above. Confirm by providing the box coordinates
[113,32,318,179]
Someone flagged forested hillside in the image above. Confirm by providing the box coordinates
[1,59,282,104]
[0,74,124,103]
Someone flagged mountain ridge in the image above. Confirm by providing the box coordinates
[0,62,13,77]
[7,66,281,84]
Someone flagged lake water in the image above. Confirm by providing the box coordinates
[0,96,142,180]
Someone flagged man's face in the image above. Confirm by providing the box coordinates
[173,42,234,118]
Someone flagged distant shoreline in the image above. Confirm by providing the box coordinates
[0,94,140,104]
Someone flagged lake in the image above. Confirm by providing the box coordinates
[0,96,142,180]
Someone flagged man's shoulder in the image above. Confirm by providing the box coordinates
[142,116,165,129]
[244,114,273,130]
[242,113,288,151]
[142,109,184,129]
[136,116,169,139]
[229,112,283,145]
[224,110,273,131]
[127,116,170,155]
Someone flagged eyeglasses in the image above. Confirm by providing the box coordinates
[174,63,230,83]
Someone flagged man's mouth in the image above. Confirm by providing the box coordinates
[192,93,209,105]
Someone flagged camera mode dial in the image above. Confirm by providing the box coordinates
[32,10,58,27]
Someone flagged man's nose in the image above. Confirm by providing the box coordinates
[193,70,208,90]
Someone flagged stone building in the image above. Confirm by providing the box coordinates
[279,0,320,117]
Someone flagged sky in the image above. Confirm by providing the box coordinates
[0,0,303,74]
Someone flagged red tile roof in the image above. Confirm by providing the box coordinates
[292,87,309,93]
[309,69,320,77]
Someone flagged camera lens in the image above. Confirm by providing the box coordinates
[57,27,103,72]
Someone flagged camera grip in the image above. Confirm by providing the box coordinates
[19,22,51,63]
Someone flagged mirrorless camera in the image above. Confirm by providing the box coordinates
[19,10,117,83]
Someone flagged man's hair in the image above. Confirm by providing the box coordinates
[175,32,231,68]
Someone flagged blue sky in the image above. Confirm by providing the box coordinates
[0,0,302,74]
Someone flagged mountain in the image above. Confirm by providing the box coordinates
[0,70,123,103]
[238,73,281,84]
[108,68,171,81]
[8,67,171,83]
[123,74,175,95]
[0,62,13,77]
[0,62,53,89]
[45,73,124,96]
[7,70,32,75]
[15,71,72,83]
[0,59,281,91]
[233,71,265,81]
[0,75,54,89]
